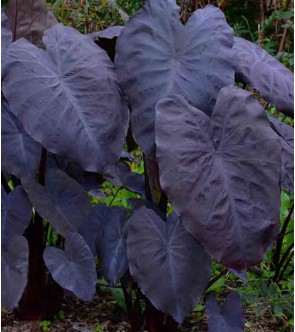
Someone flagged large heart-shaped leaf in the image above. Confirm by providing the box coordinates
[98,206,128,284]
[206,292,245,332]
[2,23,129,174]
[6,0,57,47]
[2,99,42,178]
[155,87,281,271]
[44,232,97,301]
[233,37,294,117]
[127,206,211,324]
[1,185,32,248]
[79,204,129,284]
[115,1,234,156]
[22,167,91,237]
[269,117,294,192]
[1,235,29,311]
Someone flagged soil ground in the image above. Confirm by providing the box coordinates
[1,291,283,332]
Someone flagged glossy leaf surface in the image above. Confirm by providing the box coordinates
[269,117,294,192]
[156,87,281,271]
[2,23,129,173]
[115,1,234,156]
[206,292,245,332]
[127,206,211,323]
[1,186,32,248]
[234,37,294,117]
[1,236,29,311]
[44,233,97,301]
[2,99,42,178]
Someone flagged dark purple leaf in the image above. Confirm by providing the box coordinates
[206,292,245,332]
[1,185,32,248]
[6,0,57,47]
[89,26,124,62]
[155,87,281,271]
[269,117,294,192]
[98,206,128,284]
[115,2,234,156]
[44,232,97,301]
[234,37,294,117]
[128,198,166,220]
[51,155,104,193]
[1,9,12,50]
[127,206,211,324]
[89,26,124,41]
[22,167,91,237]
[2,99,42,179]
[79,204,107,255]
[1,236,29,311]
[2,23,129,174]
[116,162,145,196]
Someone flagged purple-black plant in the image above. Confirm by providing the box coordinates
[1,0,294,330]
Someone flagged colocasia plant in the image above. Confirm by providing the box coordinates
[1,0,294,331]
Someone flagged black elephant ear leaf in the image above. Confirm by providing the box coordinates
[2,8,12,50]
[127,206,211,324]
[6,0,57,47]
[1,236,29,311]
[268,117,294,192]
[233,37,294,117]
[115,1,234,157]
[44,233,97,301]
[1,185,32,248]
[22,167,91,237]
[206,292,245,332]
[2,23,129,174]
[155,87,281,271]
[98,206,128,284]
[2,99,42,179]
[79,204,107,255]
[106,161,145,196]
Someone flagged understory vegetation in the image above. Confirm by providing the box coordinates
[1,0,294,331]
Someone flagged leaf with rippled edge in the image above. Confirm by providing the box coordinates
[234,37,294,117]
[155,87,281,271]
[206,292,245,332]
[2,99,42,179]
[127,206,211,324]
[2,186,32,249]
[44,233,97,301]
[115,1,234,157]
[269,117,294,192]
[2,236,29,311]
[2,23,129,174]
[6,0,57,47]
[22,166,92,237]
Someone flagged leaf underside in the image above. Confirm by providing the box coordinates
[234,37,294,117]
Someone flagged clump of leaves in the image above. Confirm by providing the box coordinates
[1,0,293,331]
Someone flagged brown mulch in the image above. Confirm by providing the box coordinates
[1,292,283,332]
